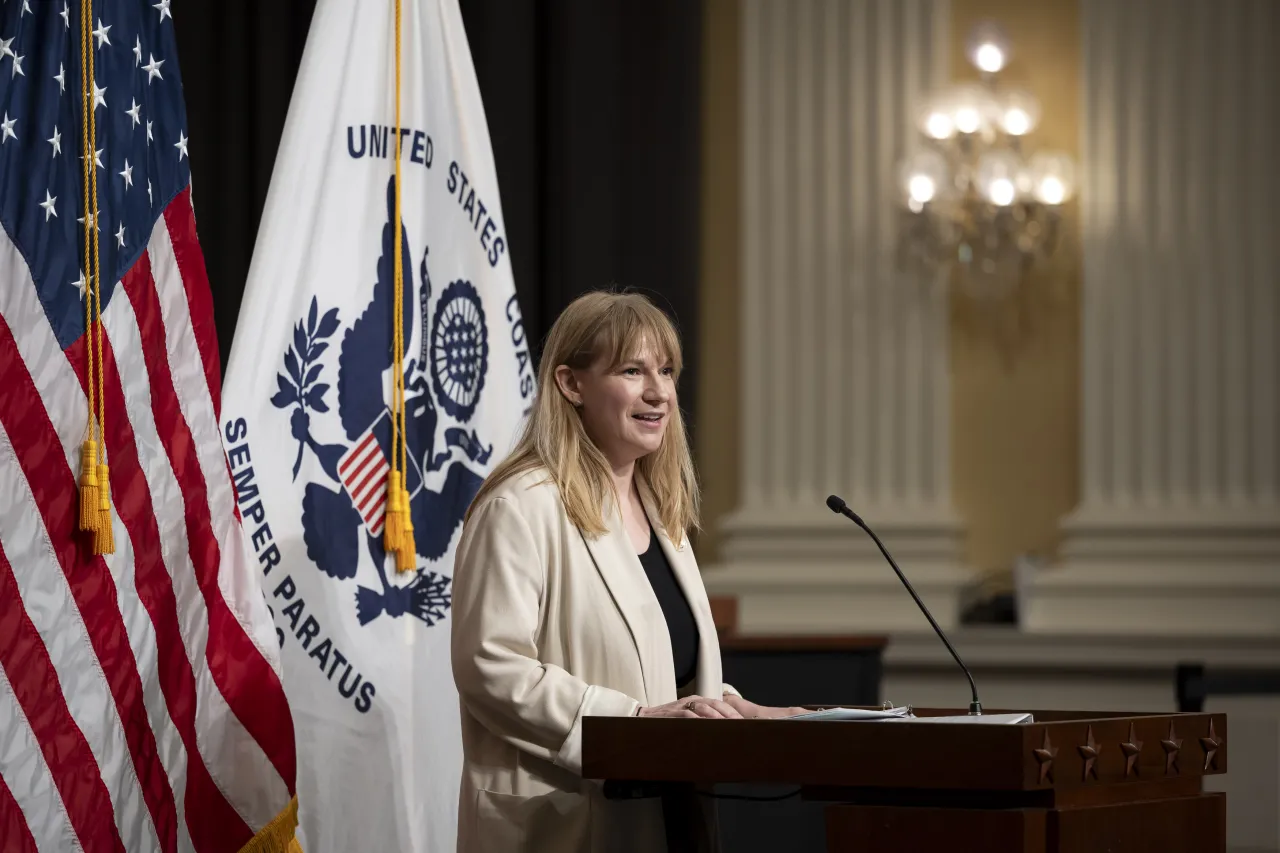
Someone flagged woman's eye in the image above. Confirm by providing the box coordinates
[623,367,641,376]
[661,367,674,376]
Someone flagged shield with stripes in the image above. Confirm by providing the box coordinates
[338,424,392,537]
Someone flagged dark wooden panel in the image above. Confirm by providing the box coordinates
[823,794,1226,853]
[583,712,1228,793]
[1051,793,1226,853]
[585,716,1028,789]
[1049,776,1201,807]
[803,776,1200,810]
[586,710,1228,853]
[826,804,1048,853]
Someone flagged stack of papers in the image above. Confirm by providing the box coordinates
[786,706,913,721]
[786,707,1033,724]
[885,712,1034,724]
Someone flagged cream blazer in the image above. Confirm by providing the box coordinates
[450,468,734,853]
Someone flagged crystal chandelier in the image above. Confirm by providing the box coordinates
[896,22,1076,300]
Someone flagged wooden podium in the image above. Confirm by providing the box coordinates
[583,707,1227,853]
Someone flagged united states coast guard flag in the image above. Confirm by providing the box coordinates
[221,0,533,850]
[0,1,302,851]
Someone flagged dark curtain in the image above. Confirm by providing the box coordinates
[173,1,318,372]
[179,0,703,431]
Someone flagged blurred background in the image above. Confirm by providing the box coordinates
[179,1,1280,850]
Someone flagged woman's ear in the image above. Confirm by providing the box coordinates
[553,365,583,408]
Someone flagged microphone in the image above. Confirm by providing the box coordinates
[826,494,983,715]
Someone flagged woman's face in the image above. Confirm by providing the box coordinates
[557,345,675,470]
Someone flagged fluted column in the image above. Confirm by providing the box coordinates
[1026,0,1280,635]
[705,0,971,633]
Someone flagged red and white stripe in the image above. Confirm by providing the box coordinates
[338,427,390,536]
[0,188,297,852]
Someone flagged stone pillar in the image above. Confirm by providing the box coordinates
[1024,0,1280,635]
[704,0,972,632]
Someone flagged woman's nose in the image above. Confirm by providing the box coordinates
[644,375,671,401]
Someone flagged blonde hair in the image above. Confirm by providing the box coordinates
[468,290,699,545]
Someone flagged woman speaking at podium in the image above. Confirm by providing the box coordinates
[451,291,800,852]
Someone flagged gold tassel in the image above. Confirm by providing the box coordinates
[382,471,403,552]
[79,440,100,532]
[93,463,114,555]
[236,794,304,853]
[396,488,416,572]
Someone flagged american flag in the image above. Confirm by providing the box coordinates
[0,2,299,852]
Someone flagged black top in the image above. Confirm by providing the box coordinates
[637,526,699,689]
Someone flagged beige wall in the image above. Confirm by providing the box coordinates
[694,0,741,561]
[947,0,1081,591]
[697,0,1083,591]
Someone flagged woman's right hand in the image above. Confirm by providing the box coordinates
[636,696,744,719]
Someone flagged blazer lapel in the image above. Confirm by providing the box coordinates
[579,491,675,705]
[638,481,724,697]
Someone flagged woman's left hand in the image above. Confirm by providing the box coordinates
[721,694,808,719]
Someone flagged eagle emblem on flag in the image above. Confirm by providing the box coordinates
[270,178,493,627]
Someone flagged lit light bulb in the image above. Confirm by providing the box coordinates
[954,107,981,135]
[974,43,1005,74]
[1037,176,1065,205]
[1028,150,1077,205]
[898,147,949,208]
[917,93,958,140]
[924,111,954,140]
[1003,108,1031,136]
[908,174,936,204]
[943,83,998,136]
[976,149,1025,206]
[965,21,1011,75]
[988,178,1016,206]
[997,89,1041,137]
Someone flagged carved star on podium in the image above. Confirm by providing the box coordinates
[1199,720,1222,771]
[1077,725,1102,781]
[1033,730,1058,784]
[1161,722,1183,775]
[1120,723,1144,778]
